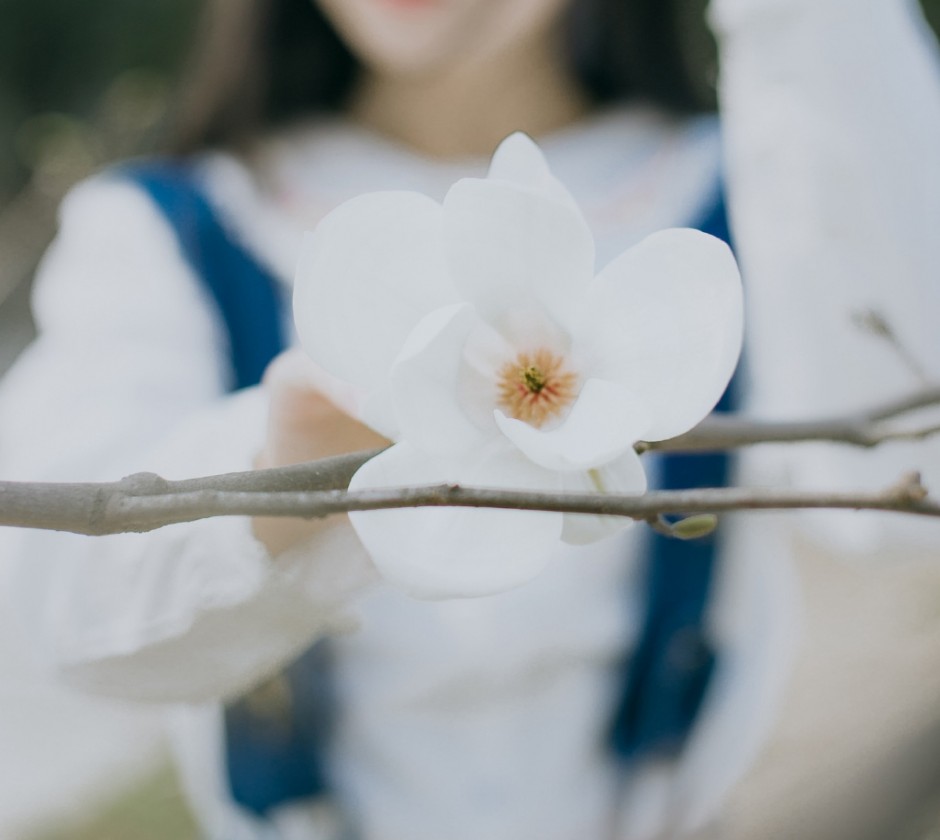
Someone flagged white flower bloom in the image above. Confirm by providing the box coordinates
[294,133,743,599]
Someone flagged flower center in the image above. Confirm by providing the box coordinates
[521,366,546,393]
[497,348,578,428]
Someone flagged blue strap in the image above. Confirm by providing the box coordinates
[123,162,332,816]
[609,187,737,760]
[121,161,286,391]
[222,645,334,815]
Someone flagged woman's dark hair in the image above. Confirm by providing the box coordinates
[169,0,716,154]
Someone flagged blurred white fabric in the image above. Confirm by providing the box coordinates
[0,617,166,838]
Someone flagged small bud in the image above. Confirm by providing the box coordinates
[671,514,718,540]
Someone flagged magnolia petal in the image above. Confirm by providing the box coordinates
[559,448,648,545]
[293,191,457,390]
[359,380,399,441]
[494,378,652,472]
[349,441,563,599]
[487,132,580,209]
[442,177,594,337]
[579,228,743,442]
[390,303,488,455]
[455,315,518,433]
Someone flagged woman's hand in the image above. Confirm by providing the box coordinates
[252,349,389,556]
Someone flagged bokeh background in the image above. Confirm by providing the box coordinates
[1,2,940,838]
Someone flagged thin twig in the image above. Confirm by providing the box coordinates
[852,308,931,385]
[639,384,940,453]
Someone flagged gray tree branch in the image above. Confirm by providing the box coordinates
[0,470,936,536]
[1,383,939,537]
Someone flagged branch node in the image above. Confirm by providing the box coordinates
[119,472,170,495]
[889,470,929,503]
[645,515,675,537]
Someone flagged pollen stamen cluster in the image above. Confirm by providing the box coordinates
[497,348,578,428]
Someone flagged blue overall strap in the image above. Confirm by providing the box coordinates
[222,645,335,815]
[123,161,332,816]
[609,187,737,761]
[121,161,285,390]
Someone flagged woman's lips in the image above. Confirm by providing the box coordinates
[375,0,440,10]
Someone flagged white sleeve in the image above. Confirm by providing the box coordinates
[711,0,940,550]
[0,176,375,703]
[613,4,940,837]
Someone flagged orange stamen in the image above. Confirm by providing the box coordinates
[496,348,578,428]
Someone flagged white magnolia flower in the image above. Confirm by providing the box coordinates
[294,133,743,599]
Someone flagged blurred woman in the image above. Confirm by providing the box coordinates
[1,1,938,838]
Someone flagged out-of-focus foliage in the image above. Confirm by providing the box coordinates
[33,763,199,840]
[0,0,198,202]
[926,0,940,35]
[0,0,199,358]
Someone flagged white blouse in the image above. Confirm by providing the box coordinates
[0,1,938,838]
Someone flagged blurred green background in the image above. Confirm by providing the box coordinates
[0,0,199,376]
[0,2,939,838]
[0,0,196,200]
